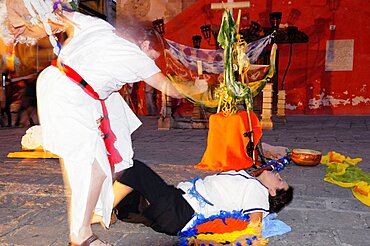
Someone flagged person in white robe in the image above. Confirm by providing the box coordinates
[0,1,181,245]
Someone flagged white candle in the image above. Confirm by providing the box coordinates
[236,9,241,32]
[197,60,203,75]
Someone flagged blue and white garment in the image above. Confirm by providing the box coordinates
[177,170,270,232]
[165,34,274,74]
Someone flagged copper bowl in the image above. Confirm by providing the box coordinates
[291,148,322,166]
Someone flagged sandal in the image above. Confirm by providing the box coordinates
[68,234,110,246]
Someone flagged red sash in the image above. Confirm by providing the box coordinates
[52,60,123,167]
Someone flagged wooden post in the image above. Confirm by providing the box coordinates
[158,93,172,130]
[211,1,251,15]
[260,83,274,129]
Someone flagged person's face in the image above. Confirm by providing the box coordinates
[145,48,160,60]
[263,171,289,196]
[140,40,160,60]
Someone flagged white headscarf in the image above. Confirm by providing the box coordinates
[0,0,13,45]
[0,0,79,54]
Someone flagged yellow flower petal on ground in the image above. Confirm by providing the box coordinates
[352,183,370,206]
[322,152,370,207]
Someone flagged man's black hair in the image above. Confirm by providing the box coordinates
[115,18,164,53]
[268,186,294,213]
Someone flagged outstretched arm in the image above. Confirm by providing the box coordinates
[249,212,267,246]
[144,72,182,99]
[234,212,266,246]
[249,212,263,224]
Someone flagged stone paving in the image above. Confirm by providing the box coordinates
[0,115,370,246]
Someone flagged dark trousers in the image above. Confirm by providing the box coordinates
[116,160,194,236]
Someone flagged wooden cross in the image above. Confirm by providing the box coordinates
[211,0,250,15]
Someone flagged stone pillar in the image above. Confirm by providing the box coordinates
[260,83,273,129]
[157,94,172,130]
[276,90,287,122]
[191,105,208,129]
[191,61,208,129]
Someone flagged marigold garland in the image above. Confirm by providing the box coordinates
[178,210,268,245]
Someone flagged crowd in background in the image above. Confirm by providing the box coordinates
[0,73,193,129]
[0,73,38,128]
[0,73,165,129]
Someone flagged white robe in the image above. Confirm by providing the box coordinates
[37,12,160,237]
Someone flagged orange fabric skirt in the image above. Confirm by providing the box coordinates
[195,111,262,171]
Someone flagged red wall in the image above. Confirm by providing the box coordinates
[164,0,370,115]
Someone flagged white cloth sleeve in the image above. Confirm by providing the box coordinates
[99,35,161,83]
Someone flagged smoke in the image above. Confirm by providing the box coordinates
[114,14,152,41]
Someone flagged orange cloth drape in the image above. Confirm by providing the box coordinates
[195,110,262,171]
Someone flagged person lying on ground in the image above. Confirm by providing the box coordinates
[92,160,294,245]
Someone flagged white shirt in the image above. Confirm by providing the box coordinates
[38,12,160,170]
[177,170,269,231]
